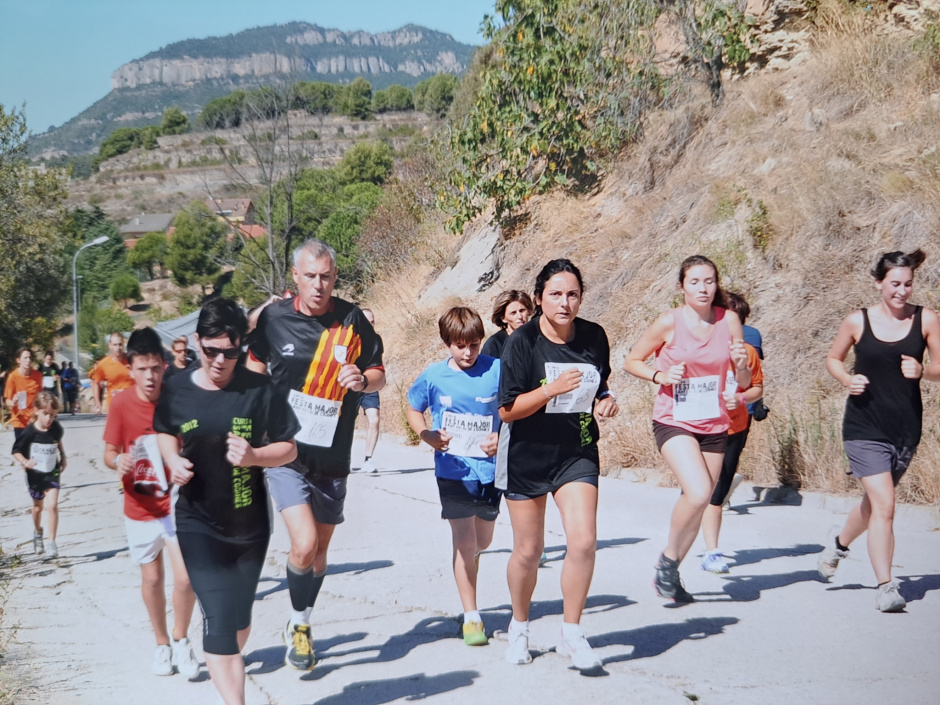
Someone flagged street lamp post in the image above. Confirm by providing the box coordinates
[72,236,110,378]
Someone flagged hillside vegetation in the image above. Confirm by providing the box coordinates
[360,0,940,502]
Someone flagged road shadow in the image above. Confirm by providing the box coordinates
[695,569,826,602]
[57,545,128,568]
[593,616,739,664]
[309,670,478,705]
[256,561,393,600]
[897,574,940,602]
[370,467,434,475]
[728,544,824,569]
[743,485,803,507]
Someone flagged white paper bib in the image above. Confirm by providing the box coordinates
[31,442,58,474]
[673,375,720,422]
[441,411,493,458]
[543,363,600,414]
[289,389,341,447]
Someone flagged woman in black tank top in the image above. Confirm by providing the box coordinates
[822,249,940,612]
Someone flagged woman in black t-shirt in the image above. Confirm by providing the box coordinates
[822,249,940,613]
[497,260,618,670]
[156,299,298,705]
[482,289,534,359]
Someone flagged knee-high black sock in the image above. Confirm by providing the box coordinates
[308,570,326,609]
[287,561,314,612]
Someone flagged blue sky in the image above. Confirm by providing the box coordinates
[0,0,495,133]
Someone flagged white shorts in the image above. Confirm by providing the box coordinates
[124,515,177,565]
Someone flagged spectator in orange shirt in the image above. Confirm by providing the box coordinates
[4,348,44,442]
[91,332,133,414]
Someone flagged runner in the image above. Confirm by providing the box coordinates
[246,238,385,671]
[699,292,764,573]
[482,290,534,359]
[624,255,750,602]
[406,306,501,646]
[4,348,44,442]
[819,249,939,612]
[163,337,192,380]
[103,327,199,678]
[156,298,299,705]
[90,331,134,414]
[498,259,619,670]
[61,362,79,415]
[357,308,383,473]
[12,391,67,559]
[39,351,61,401]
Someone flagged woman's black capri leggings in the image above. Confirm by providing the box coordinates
[178,530,269,655]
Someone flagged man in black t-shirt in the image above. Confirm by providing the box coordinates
[247,238,385,671]
[39,351,61,400]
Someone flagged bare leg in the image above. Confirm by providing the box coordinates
[165,539,196,641]
[449,517,481,612]
[553,481,598,624]
[506,496,547,622]
[44,488,59,541]
[31,498,43,534]
[702,504,723,552]
[140,555,169,645]
[837,493,873,548]
[660,435,723,563]
[204,652,246,705]
[364,407,380,459]
[858,473,896,584]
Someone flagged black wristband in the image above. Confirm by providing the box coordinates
[652,371,660,384]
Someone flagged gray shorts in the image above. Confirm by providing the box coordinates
[843,440,915,485]
[265,466,347,525]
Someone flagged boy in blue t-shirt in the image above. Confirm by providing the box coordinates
[407,307,502,647]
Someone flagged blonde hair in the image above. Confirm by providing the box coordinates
[32,390,61,421]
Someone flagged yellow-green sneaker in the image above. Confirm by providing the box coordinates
[462,620,487,646]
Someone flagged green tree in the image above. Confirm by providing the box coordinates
[0,105,69,362]
[140,126,160,150]
[337,141,393,186]
[94,127,142,169]
[165,204,226,293]
[126,231,168,279]
[414,74,459,117]
[79,299,133,360]
[334,78,373,119]
[292,82,338,115]
[317,211,362,279]
[160,106,190,135]
[198,91,247,129]
[110,273,141,308]
[385,84,415,111]
[68,209,129,302]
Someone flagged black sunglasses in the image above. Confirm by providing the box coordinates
[201,344,241,360]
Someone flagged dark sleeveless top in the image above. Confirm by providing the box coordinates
[842,306,926,448]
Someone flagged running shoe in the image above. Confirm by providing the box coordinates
[654,554,695,603]
[875,580,906,613]
[505,628,533,665]
[172,637,200,679]
[361,459,378,474]
[462,620,488,646]
[701,549,729,574]
[817,543,849,580]
[152,644,173,676]
[557,628,602,669]
[283,622,315,670]
[33,530,44,555]
[44,540,58,560]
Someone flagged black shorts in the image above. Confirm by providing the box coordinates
[26,469,61,502]
[358,391,380,411]
[506,454,600,500]
[437,478,501,520]
[653,421,728,454]
[843,440,915,486]
[710,425,750,506]
[178,530,269,655]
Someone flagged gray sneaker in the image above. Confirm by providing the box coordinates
[875,580,906,612]
[818,543,849,580]
[33,530,44,555]
[654,554,694,602]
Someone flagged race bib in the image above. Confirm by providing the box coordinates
[289,389,341,447]
[15,391,27,410]
[544,363,601,414]
[31,442,58,474]
[673,375,720,422]
[43,377,55,389]
[441,411,493,458]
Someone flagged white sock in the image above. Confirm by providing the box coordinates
[289,609,311,628]
[464,610,482,624]
[561,622,583,641]
[509,618,529,635]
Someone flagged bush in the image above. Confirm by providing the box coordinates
[110,273,141,308]
[337,142,393,185]
[334,78,373,119]
[414,74,458,117]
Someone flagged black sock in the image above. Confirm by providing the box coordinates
[287,561,314,612]
[308,571,326,609]
[835,536,849,552]
[364,456,371,461]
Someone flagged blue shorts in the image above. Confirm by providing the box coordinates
[359,391,380,411]
[437,478,501,521]
[843,440,915,486]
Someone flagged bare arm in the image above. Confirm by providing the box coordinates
[624,313,676,383]
[13,452,35,470]
[913,307,940,383]
[725,310,752,389]
[224,433,297,468]
[405,407,451,451]
[498,367,583,423]
[157,433,194,486]
[337,364,386,394]
[105,441,134,475]
[826,311,868,394]
[58,440,67,471]
[245,355,267,374]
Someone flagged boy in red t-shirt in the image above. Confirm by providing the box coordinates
[103,327,199,679]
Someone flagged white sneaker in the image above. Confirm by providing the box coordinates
[557,628,602,669]
[505,628,532,665]
[152,644,173,676]
[173,637,200,679]
[361,459,378,474]
[818,543,848,580]
[44,540,58,560]
[875,579,906,613]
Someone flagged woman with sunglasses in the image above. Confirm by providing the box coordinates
[156,298,299,705]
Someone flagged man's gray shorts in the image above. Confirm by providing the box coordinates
[843,440,915,486]
[265,466,347,525]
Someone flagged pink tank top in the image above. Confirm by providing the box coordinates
[652,307,733,434]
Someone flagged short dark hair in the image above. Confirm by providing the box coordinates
[126,327,165,363]
[196,298,247,345]
[678,255,729,309]
[490,290,534,329]
[439,307,485,345]
[724,291,750,324]
[534,259,584,314]
[15,347,31,361]
[44,350,54,358]
[871,249,926,281]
